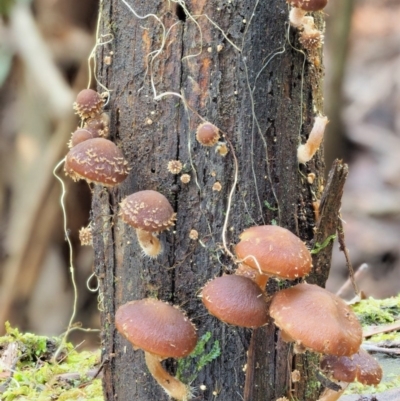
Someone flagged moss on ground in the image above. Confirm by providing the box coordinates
[345,293,400,396]
[0,323,102,401]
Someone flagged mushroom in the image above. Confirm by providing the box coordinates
[64,138,130,186]
[115,298,197,401]
[73,89,104,119]
[269,283,363,356]
[84,112,110,138]
[119,190,176,257]
[68,128,98,148]
[196,122,220,147]
[287,0,328,27]
[318,348,383,401]
[201,275,269,328]
[234,225,312,289]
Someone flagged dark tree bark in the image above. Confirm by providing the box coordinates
[93,1,341,400]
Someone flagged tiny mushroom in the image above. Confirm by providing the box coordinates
[73,89,104,119]
[116,298,197,401]
[201,275,269,328]
[120,190,176,257]
[196,122,220,147]
[318,348,383,401]
[68,128,98,148]
[64,138,130,186]
[84,112,110,138]
[234,225,312,289]
[269,283,363,356]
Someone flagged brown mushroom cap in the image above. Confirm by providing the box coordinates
[115,298,197,359]
[270,283,362,356]
[73,89,104,119]
[65,138,129,186]
[234,225,312,279]
[202,275,269,328]
[68,128,98,148]
[84,112,109,138]
[196,122,220,146]
[288,0,328,11]
[321,348,383,385]
[120,190,176,232]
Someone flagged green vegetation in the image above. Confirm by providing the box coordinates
[310,235,336,255]
[0,323,102,401]
[176,331,221,384]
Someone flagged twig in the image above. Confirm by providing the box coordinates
[336,216,360,297]
[336,263,368,297]
[363,319,400,339]
[362,343,400,356]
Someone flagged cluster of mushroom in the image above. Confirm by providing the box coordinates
[201,225,382,399]
[64,89,130,186]
[286,0,328,52]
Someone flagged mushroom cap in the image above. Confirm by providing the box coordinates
[120,190,176,232]
[196,122,220,146]
[69,128,98,148]
[73,89,104,119]
[234,225,312,279]
[65,138,129,186]
[115,298,197,359]
[288,0,328,11]
[202,275,269,328]
[84,112,109,138]
[321,348,383,385]
[270,283,362,356]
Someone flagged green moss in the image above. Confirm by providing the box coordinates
[352,294,400,325]
[0,323,103,401]
[344,294,400,396]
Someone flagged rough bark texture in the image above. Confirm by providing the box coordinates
[93,1,335,400]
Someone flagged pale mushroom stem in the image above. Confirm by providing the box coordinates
[316,384,348,401]
[144,352,192,401]
[235,263,269,290]
[136,229,162,258]
[289,7,308,27]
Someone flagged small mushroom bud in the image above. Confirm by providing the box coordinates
[120,190,176,258]
[64,138,130,186]
[180,174,191,184]
[84,112,110,138]
[73,89,104,119]
[196,122,220,147]
[68,128,98,148]
[289,0,328,11]
[297,116,329,164]
[167,160,183,174]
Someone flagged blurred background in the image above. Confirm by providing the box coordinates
[0,0,399,346]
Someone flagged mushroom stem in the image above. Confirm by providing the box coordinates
[235,263,269,290]
[144,352,192,401]
[289,7,308,27]
[136,229,162,258]
[316,383,348,401]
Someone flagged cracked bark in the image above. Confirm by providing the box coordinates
[93,1,339,400]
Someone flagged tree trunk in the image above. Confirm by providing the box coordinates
[93,1,343,400]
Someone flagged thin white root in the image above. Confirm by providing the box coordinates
[145,352,192,401]
[297,116,329,164]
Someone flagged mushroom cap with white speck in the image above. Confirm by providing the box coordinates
[270,283,363,356]
[234,225,312,279]
[321,348,382,385]
[115,298,197,359]
[120,190,176,232]
[64,138,129,186]
[73,89,104,119]
[202,275,269,328]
